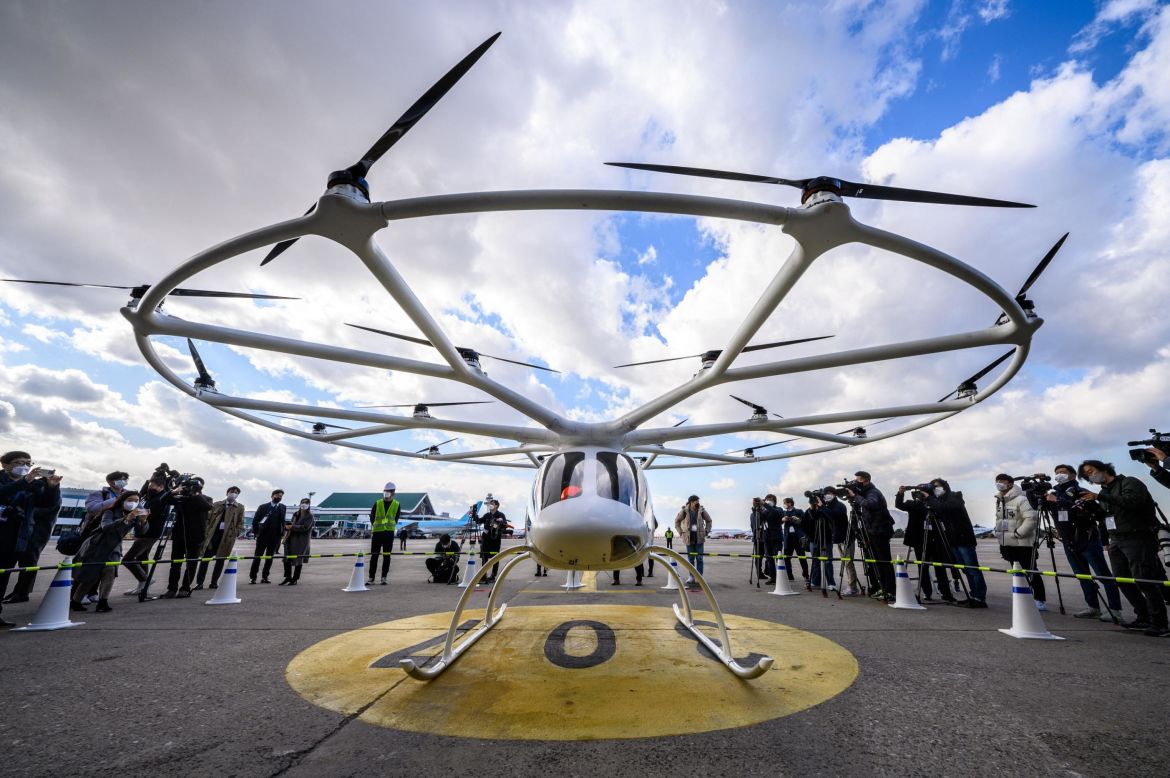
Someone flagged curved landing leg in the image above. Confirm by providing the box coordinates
[400,545,533,680]
[648,545,774,680]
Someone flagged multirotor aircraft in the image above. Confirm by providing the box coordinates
[98,33,1062,681]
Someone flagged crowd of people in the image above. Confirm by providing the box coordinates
[3,445,1168,638]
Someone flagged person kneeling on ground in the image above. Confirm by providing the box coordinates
[426,534,461,584]
[72,491,147,613]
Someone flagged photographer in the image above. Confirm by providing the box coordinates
[1143,446,1170,492]
[1046,464,1120,620]
[122,475,171,595]
[75,470,130,603]
[0,451,62,627]
[928,479,986,607]
[779,498,810,585]
[1079,460,1168,637]
[994,474,1046,610]
[896,486,949,601]
[71,490,147,613]
[842,472,895,600]
[805,487,844,591]
[478,498,508,583]
[426,534,461,583]
[752,495,783,584]
[162,478,212,598]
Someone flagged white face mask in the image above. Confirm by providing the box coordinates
[996,482,1011,492]
[933,487,945,497]
[764,499,776,507]
[124,501,140,511]
[12,465,31,477]
[384,491,394,499]
[300,502,310,509]
[226,493,238,503]
[1054,473,1070,484]
[113,479,128,488]
[825,494,836,501]
[1087,472,1107,485]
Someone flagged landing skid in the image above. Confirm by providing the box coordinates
[401,544,773,681]
[399,545,533,680]
[648,546,774,680]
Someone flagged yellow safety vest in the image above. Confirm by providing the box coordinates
[373,499,400,533]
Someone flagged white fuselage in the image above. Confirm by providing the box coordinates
[524,447,656,571]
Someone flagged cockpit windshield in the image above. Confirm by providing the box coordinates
[541,452,586,508]
[596,452,638,507]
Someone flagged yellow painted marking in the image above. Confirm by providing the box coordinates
[580,571,598,592]
[286,604,858,741]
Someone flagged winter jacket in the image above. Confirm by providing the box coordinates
[995,485,1037,547]
[895,492,928,549]
[1096,474,1159,539]
[253,501,287,539]
[74,508,145,590]
[0,473,60,553]
[854,483,894,539]
[203,499,246,557]
[283,508,314,558]
[928,491,977,547]
[674,505,713,545]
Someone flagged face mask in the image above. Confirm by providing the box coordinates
[764,499,776,507]
[933,487,945,497]
[996,482,1011,492]
[300,502,310,509]
[226,493,238,502]
[12,465,31,477]
[124,501,140,511]
[825,494,836,501]
[113,479,128,488]
[384,492,394,499]
[1054,473,1069,484]
[1088,472,1107,485]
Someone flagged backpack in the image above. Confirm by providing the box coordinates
[56,529,83,556]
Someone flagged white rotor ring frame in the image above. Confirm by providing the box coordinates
[124,188,1040,468]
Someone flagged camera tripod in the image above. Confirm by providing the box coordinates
[748,505,765,588]
[1033,506,1066,615]
[913,502,969,605]
[809,506,841,600]
[840,497,884,598]
[138,503,176,602]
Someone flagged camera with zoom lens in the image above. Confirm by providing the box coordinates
[1128,429,1169,466]
[836,479,861,493]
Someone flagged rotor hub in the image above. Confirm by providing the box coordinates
[326,168,371,201]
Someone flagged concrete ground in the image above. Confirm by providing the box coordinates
[1,538,1165,778]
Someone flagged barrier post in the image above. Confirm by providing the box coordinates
[998,563,1063,640]
[342,552,369,592]
[14,557,84,632]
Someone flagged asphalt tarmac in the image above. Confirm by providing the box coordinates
[1,538,1166,778]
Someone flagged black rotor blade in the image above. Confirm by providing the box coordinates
[479,353,561,374]
[168,288,300,300]
[726,438,798,455]
[416,437,458,454]
[345,322,434,347]
[1016,232,1070,298]
[613,353,703,368]
[353,32,501,176]
[838,180,1034,208]
[741,335,834,353]
[729,394,768,414]
[938,350,1015,402]
[606,162,806,188]
[260,203,317,267]
[2,279,134,291]
[186,339,214,385]
[355,401,493,409]
[672,418,688,427]
[260,412,352,431]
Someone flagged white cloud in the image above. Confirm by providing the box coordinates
[709,477,735,490]
[1070,0,1160,53]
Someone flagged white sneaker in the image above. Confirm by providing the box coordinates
[1035,601,1047,612]
[1073,607,1100,619]
[123,583,143,597]
[83,594,97,604]
[1101,609,1121,622]
[842,587,860,597]
[828,585,837,592]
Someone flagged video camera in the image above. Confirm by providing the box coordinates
[899,483,933,497]
[1128,429,1170,466]
[150,462,203,493]
[836,479,862,494]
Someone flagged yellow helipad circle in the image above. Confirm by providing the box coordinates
[286,605,857,741]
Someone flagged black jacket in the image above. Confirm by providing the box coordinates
[895,492,928,548]
[253,501,287,538]
[136,486,173,539]
[478,511,507,550]
[756,504,784,541]
[806,500,846,544]
[1097,474,1158,538]
[854,483,894,539]
[1150,463,1170,492]
[1049,479,1104,545]
[927,491,977,547]
[0,473,60,553]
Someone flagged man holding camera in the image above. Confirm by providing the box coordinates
[0,451,62,627]
[896,486,951,601]
[779,497,810,585]
[806,487,845,591]
[163,478,212,598]
[122,475,171,595]
[751,495,783,584]
[1079,460,1168,637]
[1046,464,1120,620]
[842,472,896,599]
[478,498,508,583]
[927,479,986,607]
[1142,446,1170,492]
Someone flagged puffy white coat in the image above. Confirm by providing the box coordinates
[995,485,1038,547]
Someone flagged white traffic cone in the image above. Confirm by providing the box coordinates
[998,563,1063,640]
[342,552,369,592]
[205,555,242,605]
[458,556,476,589]
[770,557,800,596]
[889,558,926,610]
[561,570,583,589]
[661,558,679,590]
[14,557,84,632]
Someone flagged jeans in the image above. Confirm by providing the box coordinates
[122,536,157,582]
[685,543,705,576]
[1000,545,1045,602]
[1064,540,1121,611]
[952,544,987,601]
[809,541,835,588]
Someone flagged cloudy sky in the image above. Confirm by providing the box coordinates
[2,0,1168,528]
